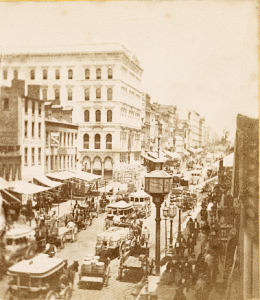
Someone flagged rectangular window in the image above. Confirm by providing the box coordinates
[32,148,35,165]
[32,102,35,115]
[25,99,28,114]
[63,155,66,169]
[32,122,35,138]
[67,155,70,169]
[59,156,62,170]
[55,155,58,170]
[38,148,41,164]
[45,131,49,146]
[3,70,8,80]
[24,121,28,138]
[24,148,28,165]
[38,123,41,138]
[45,155,49,171]
[38,104,42,116]
[51,155,54,171]
[71,156,73,170]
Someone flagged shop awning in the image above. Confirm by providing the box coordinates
[7,181,51,195]
[147,152,159,159]
[183,150,190,156]
[71,170,102,181]
[187,147,196,154]
[142,154,155,162]
[163,150,181,160]
[46,171,75,181]
[0,177,10,190]
[34,175,63,188]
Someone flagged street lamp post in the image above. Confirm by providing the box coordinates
[162,202,168,255]
[163,197,177,255]
[176,196,182,236]
[145,159,171,276]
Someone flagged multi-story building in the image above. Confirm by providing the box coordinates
[1,44,143,181]
[44,103,78,174]
[0,80,45,182]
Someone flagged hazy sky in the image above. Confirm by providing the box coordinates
[0,1,258,139]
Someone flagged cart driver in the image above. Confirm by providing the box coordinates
[44,238,57,257]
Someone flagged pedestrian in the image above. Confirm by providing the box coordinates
[34,209,40,227]
[196,249,207,275]
[173,281,187,300]
[205,250,217,283]
[186,233,196,256]
[194,273,211,300]
[187,217,195,235]
[179,234,186,257]
[190,253,198,285]
[194,218,200,239]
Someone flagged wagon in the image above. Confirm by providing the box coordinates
[4,253,72,300]
[78,257,110,289]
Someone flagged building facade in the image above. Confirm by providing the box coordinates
[0,80,45,182]
[1,44,143,181]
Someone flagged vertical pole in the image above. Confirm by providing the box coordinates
[169,219,173,247]
[165,218,167,255]
[178,208,181,234]
[154,199,162,276]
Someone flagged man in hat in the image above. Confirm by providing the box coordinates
[44,237,57,257]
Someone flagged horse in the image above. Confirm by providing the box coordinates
[60,260,79,290]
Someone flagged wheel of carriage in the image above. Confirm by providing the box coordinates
[63,286,72,300]
[45,290,58,300]
[60,235,66,249]
[119,241,126,257]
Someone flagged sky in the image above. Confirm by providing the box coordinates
[0,1,258,140]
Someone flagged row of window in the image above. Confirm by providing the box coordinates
[42,87,113,101]
[3,68,113,81]
[121,87,141,101]
[24,147,41,165]
[25,100,42,115]
[84,110,112,123]
[83,133,112,150]
[24,121,41,139]
[45,131,77,148]
[46,154,76,172]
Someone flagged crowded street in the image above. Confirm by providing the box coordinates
[0,3,258,299]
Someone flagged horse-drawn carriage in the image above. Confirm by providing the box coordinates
[129,190,151,219]
[4,254,74,300]
[3,226,37,268]
[78,255,110,289]
[117,228,153,281]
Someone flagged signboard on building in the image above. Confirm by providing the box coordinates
[50,132,60,147]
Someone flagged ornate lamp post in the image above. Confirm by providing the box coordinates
[176,196,182,236]
[162,202,169,255]
[163,197,177,255]
[145,159,171,276]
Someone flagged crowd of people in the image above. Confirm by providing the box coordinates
[160,190,232,300]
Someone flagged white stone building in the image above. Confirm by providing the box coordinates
[1,44,143,180]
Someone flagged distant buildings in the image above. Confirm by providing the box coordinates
[0,44,220,185]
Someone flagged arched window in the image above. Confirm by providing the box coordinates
[13,70,18,79]
[84,110,89,122]
[68,89,72,101]
[94,134,100,149]
[68,69,73,79]
[107,88,113,100]
[84,88,90,101]
[96,88,101,99]
[95,110,101,122]
[85,69,90,80]
[107,110,112,122]
[96,68,101,79]
[83,134,89,149]
[3,70,7,80]
[106,134,112,150]
[42,89,47,101]
[30,69,35,80]
[43,69,47,80]
[55,89,60,100]
[55,69,60,80]
[108,68,113,79]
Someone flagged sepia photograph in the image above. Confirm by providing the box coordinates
[0,1,258,299]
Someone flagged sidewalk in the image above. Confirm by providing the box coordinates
[136,200,241,300]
